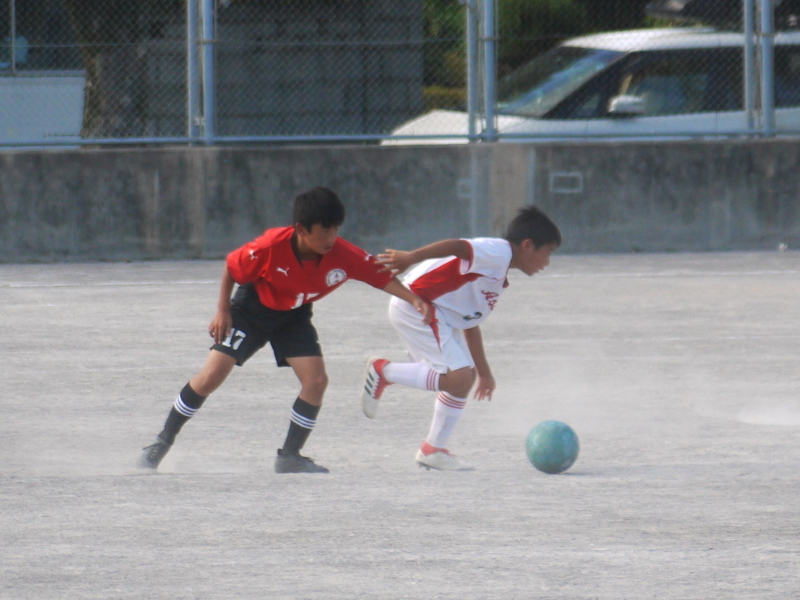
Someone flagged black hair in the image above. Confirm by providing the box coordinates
[505,205,561,248]
[292,187,346,230]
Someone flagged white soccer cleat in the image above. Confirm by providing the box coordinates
[361,357,391,418]
[415,441,474,471]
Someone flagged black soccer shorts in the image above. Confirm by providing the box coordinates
[212,284,322,367]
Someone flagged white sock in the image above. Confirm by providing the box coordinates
[383,362,439,391]
[426,391,467,448]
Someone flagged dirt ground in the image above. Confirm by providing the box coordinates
[2,251,799,599]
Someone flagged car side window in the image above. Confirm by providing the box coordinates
[774,46,800,107]
[549,59,633,119]
[622,61,694,114]
[551,48,743,119]
[613,49,742,116]
[704,48,743,111]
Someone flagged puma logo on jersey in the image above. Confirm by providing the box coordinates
[277,267,290,276]
[248,250,258,260]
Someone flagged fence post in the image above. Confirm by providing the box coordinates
[743,0,756,132]
[9,0,16,75]
[465,0,479,142]
[201,0,216,144]
[759,0,775,136]
[187,0,201,140]
[481,0,497,141]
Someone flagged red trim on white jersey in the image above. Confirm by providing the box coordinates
[428,305,442,349]
[403,238,512,329]
[410,258,481,304]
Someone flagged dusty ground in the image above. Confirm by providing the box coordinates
[2,251,799,599]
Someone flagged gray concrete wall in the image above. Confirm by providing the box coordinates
[513,141,800,253]
[1,139,799,262]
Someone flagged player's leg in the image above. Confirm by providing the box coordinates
[137,295,265,471]
[166,349,236,442]
[401,318,474,470]
[138,350,236,470]
[416,364,475,472]
[436,366,475,399]
[361,297,443,417]
[273,356,329,473]
[366,298,475,470]
[270,305,329,473]
[283,355,327,455]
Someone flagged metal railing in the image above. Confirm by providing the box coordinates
[0,0,797,147]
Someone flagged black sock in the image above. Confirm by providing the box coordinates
[281,398,321,455]
[159,383,207,444]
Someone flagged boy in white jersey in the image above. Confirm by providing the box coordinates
[361,205,561,471]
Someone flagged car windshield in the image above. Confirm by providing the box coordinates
[498,46,624,118]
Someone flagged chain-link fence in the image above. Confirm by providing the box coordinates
[2,0,800,146]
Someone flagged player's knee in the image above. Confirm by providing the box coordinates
[458,370,477,397]
[303,372,329,396]
[442,368,475,398]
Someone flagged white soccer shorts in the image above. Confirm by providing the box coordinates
[388,296,474,375]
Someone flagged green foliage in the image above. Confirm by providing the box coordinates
[498,0,587,73]
[425,0,465,40]
[578,0,650,33]
[423,85,467,111]
[423,0,465,87]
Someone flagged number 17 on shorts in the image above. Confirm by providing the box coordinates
[221,328,246,350]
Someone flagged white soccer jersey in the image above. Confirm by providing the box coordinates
[404,237,512,329]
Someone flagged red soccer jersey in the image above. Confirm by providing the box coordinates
[226,226,393,311]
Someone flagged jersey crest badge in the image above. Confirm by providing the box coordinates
[325,268,347,287]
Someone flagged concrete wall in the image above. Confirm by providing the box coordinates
[516,141,800,253]
[1,139,799,262]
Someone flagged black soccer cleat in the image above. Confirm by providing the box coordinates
[137,435,172,470]
[274,449,329,474]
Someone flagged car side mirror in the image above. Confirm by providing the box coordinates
[607,95,646,117]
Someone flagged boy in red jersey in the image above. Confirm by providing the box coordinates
[361,206,561,471]
[138,187,429,473]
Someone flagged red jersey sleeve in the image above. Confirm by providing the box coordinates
[225,230,280,285]
[333,238,393,289]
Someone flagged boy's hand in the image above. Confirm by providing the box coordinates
[208,308,232,345]
[411,296,432,325]
[473,373,495,401]
[381,278,432,325]
[377,249,414,274]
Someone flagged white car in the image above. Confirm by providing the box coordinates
[385,27,800,143]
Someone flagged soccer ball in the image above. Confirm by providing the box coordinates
[525,420,579,474]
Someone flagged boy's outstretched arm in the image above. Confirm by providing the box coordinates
[382,277,431,325]
[378,239,472,274]
[464,325,495,401]
[208,266,235,344]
